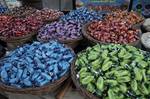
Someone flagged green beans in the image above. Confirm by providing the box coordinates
[75,44,150,98]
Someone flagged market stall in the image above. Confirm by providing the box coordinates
[0,0,150,99]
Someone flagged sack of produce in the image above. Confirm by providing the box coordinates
[72,44,150,99]
[37,20,83,49]
[143,18,150,32]
[0,41,74,95]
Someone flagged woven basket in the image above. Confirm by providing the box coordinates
[131,12,145,29]
[141,32,150,52]
[43,16,62,24]
[132,21,144,29]
[0,32,36,50]
[82,22,141,48]
[37,36,83,49]
[0,44,75,95]
[10,9,37,18]
[71,59,99,99]
[0,45,6,58]
[0,73,69,95]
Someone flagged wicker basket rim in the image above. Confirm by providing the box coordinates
[10,8,37,18]
[37,35,83,43]
[71,57,99,99]
[0,72,69,91]
[0,32,36,42]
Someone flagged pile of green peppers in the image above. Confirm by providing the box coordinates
[75,44,150,99]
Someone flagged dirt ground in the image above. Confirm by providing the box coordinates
[5,88,84,99]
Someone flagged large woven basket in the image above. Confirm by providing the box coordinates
[0,32,36,50]
[132,21,144,29]
[37,36,83,49]
[0,44,75,95]
[131,12,145,29]
[0,45,6,58]
[43,15,63,24]
[0,73,69,95]
[82,22,141,48]
[9,8,37,18]
[71,58,99,99]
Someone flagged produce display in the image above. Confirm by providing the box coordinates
[105,11,143,26]
[37,20,82,41]
[60,7,103,24]
[0,4,149,98]
[9,6,36,17]
[0,16,43,39]
[0,41,74,88]
[75,44,150,99]
[87,20,140,44]
[32,8,64,22]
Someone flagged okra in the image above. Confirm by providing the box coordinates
[101,50,109,59]
[102,61,112,71]
[119,84,127,93]
[117,76,130,83]
[80,76,94,85]
[131,80,138,92]
[105,79,118,86]
[138,83,149,95]
[96,76,104,91]
[134,67,143,81]
[87,83,95,93]
[108,89,116,99]
[79,72,92,79]
[91,59,101,70]
[75,44,150,98]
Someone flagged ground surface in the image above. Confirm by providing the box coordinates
[4,88,84,99]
